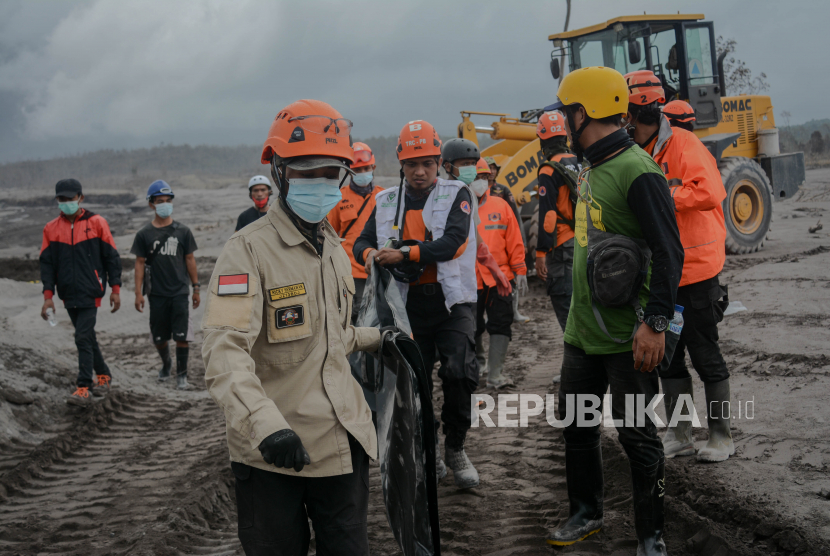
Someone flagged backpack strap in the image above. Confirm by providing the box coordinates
[540,160,579,230]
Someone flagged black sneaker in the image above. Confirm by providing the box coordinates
[93,375,112,397]
[158,358,172,382]
[66,386,93,407]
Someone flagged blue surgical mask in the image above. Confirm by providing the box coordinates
[155,202,173,218]
[455,165,477,185]
[286,178,342,223]
[58,201,79,215]
[352,171,373,187]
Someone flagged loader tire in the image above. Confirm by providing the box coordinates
[719,156,773,254]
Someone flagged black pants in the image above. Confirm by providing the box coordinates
[545,239,574,332]
[663,275,730,384]
[475,282,514,339]
[233,434,370,556]
[351,278,366,325]
[406,284,478,435]
[66,307,110,388]
[559,342,663,469]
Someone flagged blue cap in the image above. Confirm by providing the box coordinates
[675,304,684,313]
[146,180,174,200]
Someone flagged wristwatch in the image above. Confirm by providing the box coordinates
[400,246,411,261]
[192,282,201,289]
[643,315,668,333]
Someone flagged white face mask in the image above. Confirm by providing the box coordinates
[471,179,489,197]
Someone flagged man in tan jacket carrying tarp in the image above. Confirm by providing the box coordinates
[201,99,384,556]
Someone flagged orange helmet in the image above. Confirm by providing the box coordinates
[261,99,354,165]
[476,158,491,175]
[663,100,696,123]
[536,111,567,140]
[351,141,375,169]
[624,70,666,106]
[396,120,442,161]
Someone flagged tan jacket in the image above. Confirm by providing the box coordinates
[202,202,381,477]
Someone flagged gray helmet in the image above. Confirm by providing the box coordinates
[441,138,479,164]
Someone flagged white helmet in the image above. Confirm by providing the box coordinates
[248,175,272,190]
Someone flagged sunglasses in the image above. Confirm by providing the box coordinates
[288,115,353,138]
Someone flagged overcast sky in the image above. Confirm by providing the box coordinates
[0,0,825,164]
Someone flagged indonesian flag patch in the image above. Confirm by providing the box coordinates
[217,274,249,296]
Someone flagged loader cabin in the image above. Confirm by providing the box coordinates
[549,14,723,128]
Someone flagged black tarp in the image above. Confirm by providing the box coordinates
[350,266,441,556]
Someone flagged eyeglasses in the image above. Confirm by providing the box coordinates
[288,115,353,137]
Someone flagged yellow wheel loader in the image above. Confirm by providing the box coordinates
[460,14,805,256]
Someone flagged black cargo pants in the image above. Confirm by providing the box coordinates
[233,434,370,556]
[545,238,574,332]
[559,342,664,469]
[406,284,478,436]
[66,307,111,388]
[662,275,730,384]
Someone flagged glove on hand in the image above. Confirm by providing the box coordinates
[516,274,528,297]
[259,429,311,472]
[476,242,512,297]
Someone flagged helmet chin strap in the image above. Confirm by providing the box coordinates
[564,107,591,162]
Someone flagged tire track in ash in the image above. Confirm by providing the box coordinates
[0,364,241,555]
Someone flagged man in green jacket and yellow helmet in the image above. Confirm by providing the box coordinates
[544,67,684,556]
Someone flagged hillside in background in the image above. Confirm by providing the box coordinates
[3,119,825,202]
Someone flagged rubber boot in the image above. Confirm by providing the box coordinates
[486,334,514,389]
[661,377,695,459]
[157,344,172,382]
[630,457,667,556]
[474,335,487,380]
[546,439,604,546]
[445,429,479,489]
[175,346,189,390]
[697,379,734,462]
[512,291,530,324]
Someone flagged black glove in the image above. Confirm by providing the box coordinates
[380,326,403,356]
[258,429,311,472]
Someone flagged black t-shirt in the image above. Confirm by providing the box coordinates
[130,221,197,297]
[235,206,268,231]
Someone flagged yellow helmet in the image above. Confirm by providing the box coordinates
[555,66,629,119]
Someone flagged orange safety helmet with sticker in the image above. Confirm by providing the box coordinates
[536,110,568,140]
[476,158,491,175]
[396,120,442,161]
[261,99,354,164]
[624,70,666,106]
[351,141,375,169]
[663,100,696,123]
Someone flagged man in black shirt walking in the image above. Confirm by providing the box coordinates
[235,175,273,231]
[131,180,200,389]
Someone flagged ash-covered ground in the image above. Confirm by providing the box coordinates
[1,170,829,555]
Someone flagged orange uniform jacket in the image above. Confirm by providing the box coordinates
[475,191,526,289]
[327,184,383,279]
[645,117,726,286]
[536,152,578,257]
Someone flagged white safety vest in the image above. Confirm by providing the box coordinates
[374,179,478,311]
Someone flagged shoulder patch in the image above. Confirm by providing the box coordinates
[218,274,249,296]
[538,186,547,197]
[459,200,471,214]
